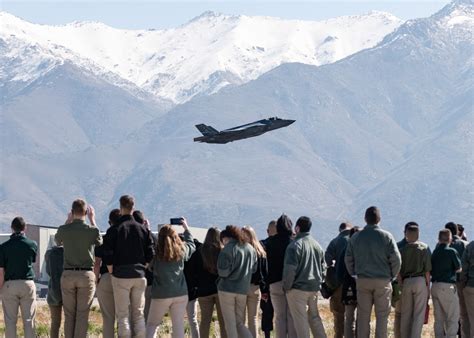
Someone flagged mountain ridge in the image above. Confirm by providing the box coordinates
[0,10,403,103]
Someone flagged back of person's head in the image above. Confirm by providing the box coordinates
[11,216,26,233]
[296,216,312,233]
[439,229,452,244]
[242,226,266,258]
[71,199,87,216]
[404,221,419,233]
[457,224,467,240]
[364,206,381,225]
[444,222,458,238]
[267,220,277,237]
[119,195,135,213]
[109,209,121,227]
[339,222,352,232]
[349,226,360,238]
[133,210,145,224]
[405,225,419,243]
[202,227,222,274]
[276,214,293,237]
[220,225,245,245]
[157,224,184,262]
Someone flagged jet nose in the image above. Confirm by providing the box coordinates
[286,119,296,126]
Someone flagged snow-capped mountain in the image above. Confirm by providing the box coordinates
[0,10,402,103]
[0,0,472,245]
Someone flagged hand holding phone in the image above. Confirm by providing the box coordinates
[170,218,183,225]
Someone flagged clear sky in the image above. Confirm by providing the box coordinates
[2,0,450,29]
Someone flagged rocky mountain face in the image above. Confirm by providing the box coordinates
[0,1,472,245]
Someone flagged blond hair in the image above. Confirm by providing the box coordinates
[242,226,266,258]
[157,225,184,262]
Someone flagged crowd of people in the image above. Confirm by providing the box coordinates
[0,196,472,338]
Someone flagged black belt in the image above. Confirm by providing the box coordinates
[64,268,93,271]
[403,274,424,280]
[6,278,34,281]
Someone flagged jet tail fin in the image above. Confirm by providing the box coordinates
[195,124,218,136]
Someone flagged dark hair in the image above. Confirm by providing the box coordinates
[458,224,465,233]
[404,221,419,233]
[220,225,245,244]
[349,226,360,238]
[71,199,87,215]
[268,220,276,230]
[133,210,145,224]
[439,229,452,243]
[201,227,222,275]
[296,216,312,232]
[406,225,419,241]
[276,214,293,237]
[11,217,26,233]
[364,206,381,225]
[445,222,458,237]
[339,222,352,232]
[109,209,121,226]
[119,195,134,211]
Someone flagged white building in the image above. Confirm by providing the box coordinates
[1,224,209,297]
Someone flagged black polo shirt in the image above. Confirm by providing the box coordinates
[0,233,38,281]
[431,243,461,284]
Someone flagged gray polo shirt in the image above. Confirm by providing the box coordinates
[282,232,326,292]
[345,224,401,280]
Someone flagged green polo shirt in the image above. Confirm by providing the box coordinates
[55,220,102,269]
[431,243,461,284]
[0,233,37,281]
[399,241,431,279]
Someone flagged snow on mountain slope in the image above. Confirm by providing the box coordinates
[0,10,402,103]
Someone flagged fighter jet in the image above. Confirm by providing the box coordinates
[193,117,295,144]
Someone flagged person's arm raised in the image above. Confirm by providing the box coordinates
[88,205,97,227]
[181,218,196,260]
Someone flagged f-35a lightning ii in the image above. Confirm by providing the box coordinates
[193,117,295,144]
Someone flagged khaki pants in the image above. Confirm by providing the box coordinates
[330,286,345,338]
[246,284,261,338]
[198,294,227,338]
[394,299,401,338]
[144,285,152,323]
[356,278,392,338]
[49,304,62,338]
[269,281,296,338]
[112,276,146,338]
[61,270,95,338]
[218,290,253,338]
[344,304,356,338]
[1,280,36,338]
[457,281,470,338]
[96,273,115,338]
[432,282,460,338]
[286,288,327,338]
[400,277,428,338]
[187,299,200,338]
[463,286,474,338]
[146,295,188,338]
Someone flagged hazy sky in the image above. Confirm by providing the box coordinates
[2,1,450,29]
